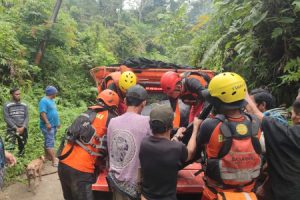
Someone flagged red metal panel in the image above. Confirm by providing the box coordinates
[177,163,205,194]
[92,163,204,194]
[92,170,109,192]
[90,66,214,93]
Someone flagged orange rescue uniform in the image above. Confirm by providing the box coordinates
[60,109,111,173]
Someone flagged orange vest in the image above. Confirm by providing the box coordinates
[173,100,181,128]
[98,72,121,94]
[172,72,209,127]
[180,72,209,105]
[204,114,262,193]
[182,71,209,87]
[60,109,109,173]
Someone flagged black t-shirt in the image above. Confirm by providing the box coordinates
[262,117,300,200]
[196,117,220,155]
[139,136,188,200]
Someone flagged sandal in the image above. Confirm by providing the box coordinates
[52,158,59,167]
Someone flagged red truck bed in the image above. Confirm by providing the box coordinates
[92,163,204,194]
[90,63,210,195]
[90,66,214,92]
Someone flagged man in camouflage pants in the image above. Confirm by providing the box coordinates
[3,88,29,156]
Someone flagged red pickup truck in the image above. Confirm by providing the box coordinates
[90,61,214,200]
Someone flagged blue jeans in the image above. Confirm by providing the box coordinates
[41,127,57,149]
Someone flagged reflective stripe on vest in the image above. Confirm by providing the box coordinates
[217,191,257,200]
[219,139,262,182]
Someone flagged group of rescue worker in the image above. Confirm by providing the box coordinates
[57,68,300,200]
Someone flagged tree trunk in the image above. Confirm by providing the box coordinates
[34,0,63,65]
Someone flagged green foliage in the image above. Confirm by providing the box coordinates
[281,57,300,83]
[0,0,214,183]
[109,24,144,60]
[0,86,86,183]
[0,21,31,84]
[1,0,300,184]
[191,0,300,103]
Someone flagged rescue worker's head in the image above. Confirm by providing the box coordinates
[250,88,275,112]
[97,89,119,109]
[160,71,182,99]
[291,99,300,125]
[118,71,137,94]
[125,84,148,113]
[10,87,21,102]
[202,72,247,112]
[149,105,174,135]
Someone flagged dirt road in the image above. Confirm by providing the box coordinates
[0,162,63,200]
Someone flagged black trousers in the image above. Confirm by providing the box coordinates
[5,128,28,156]
[58,162,96,200]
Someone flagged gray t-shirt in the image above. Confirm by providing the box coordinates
[3,101,29,130]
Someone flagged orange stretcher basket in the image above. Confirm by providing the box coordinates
[92,163,205,194]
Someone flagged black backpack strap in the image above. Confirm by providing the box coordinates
[75,140,102,156]
[247,113,260,137]
[218,119,233,158]
[214,114,226,122]
[58,145,74,160]
[57,135,75,160]
[245,113,262,154]
[207,114,233,158]
[100,75,114,92]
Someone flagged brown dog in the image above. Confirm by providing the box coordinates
[26,155,45,192]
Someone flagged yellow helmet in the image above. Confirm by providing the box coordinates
[208,72,246,103]
[118,71,137,93]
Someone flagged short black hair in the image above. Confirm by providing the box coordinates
[125,96,144,106]
[10,87,20,95]
[150,120,167,134]
[250,88,275,110]
[293,99,300,115]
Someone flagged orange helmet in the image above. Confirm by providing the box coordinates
[160,71,182,95]
[97,89,119,108]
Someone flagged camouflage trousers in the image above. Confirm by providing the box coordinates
[0,168,4,189]
[5,129,28,156]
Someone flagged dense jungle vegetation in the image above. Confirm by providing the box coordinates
[0,0,299,182]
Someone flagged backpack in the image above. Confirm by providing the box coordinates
[204,114,262,190]
[57,107,108,160]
